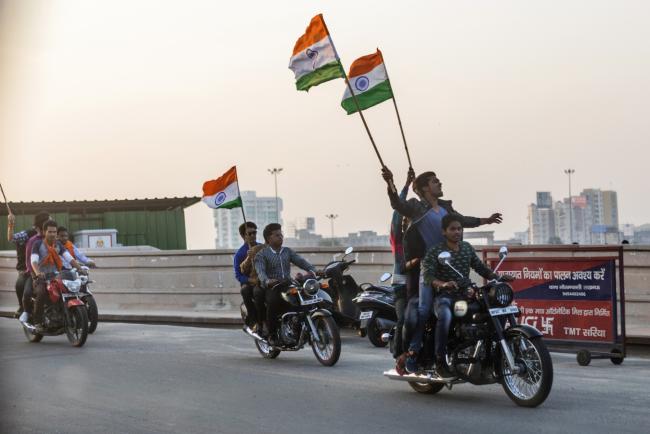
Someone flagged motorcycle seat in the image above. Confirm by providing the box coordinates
[360,284,395,294]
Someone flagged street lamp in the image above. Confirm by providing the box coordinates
[267,168,283,222]
[564,169,575,243]
[325,214,338,246]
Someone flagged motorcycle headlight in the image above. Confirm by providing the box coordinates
[63,279,82,293]
[303,279,320,296]
[489,283,513,307]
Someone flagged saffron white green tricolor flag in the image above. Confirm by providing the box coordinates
[289,14,344,91]
[202,166,242,209]
[341,49,393,115]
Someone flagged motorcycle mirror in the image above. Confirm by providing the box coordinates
[437,251,452,265]
[498,246,508,259]
[379,272,392,282]
[344,246,353,256]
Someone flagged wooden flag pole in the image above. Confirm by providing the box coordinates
[320,16,396,193]
[380,50,413,170]
[233,167,247,224]
[0,182,12,214]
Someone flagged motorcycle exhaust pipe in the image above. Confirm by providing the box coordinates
[243,326,264,342]
[383,369,448,384]
[381,333,391,343]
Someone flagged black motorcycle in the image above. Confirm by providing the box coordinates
[241,277,341,366]
[353,272,398,347]
[384,246,553,407]
[320,247,360,327]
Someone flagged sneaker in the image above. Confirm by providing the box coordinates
[405,352,419,374]
[18,312,29,324]
[435,356,456,380]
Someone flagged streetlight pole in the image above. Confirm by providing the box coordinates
[267,168,283,222]
[564,169,575,243]
[325,214,338,247]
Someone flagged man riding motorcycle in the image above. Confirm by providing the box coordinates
[412,213,514,378]
[254,223,322,346]
[28,219,86,331]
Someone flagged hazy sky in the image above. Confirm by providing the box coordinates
[1,0,649,249]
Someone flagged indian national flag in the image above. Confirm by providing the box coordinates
[289,14,344,91]
[341,49,393,115]
[202,166,242,210]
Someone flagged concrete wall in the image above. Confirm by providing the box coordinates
[1,246,648,335]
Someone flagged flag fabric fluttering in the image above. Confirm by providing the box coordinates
[289,14,344,91]
[202,166,242,210]
[341,49,393,115]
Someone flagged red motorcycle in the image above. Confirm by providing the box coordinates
[22,270,89,347]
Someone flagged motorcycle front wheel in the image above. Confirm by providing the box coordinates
[66,306,89,347]
[86,296,99,334]
[500,334,553,407]
[310,316,341,366]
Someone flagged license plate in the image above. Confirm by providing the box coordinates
[489,306,520,317]
[359,311,374,320]
[302,297,322,305]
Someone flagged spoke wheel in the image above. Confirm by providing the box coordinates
[23,325,43,343]
[310,316,341,366]
[65,306,89,347]
[501,334,553,407]
[255,339,280,359]
[408,381,444,394]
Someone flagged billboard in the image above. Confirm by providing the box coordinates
[491,258,617,343]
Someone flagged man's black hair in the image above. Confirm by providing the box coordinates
[263,223,282,243]
[57,226,68,234]
[442,213,463,231]
[33,211,50,229]
[238,221,257,238]
[42,219,58,232]
[413,171,437,196]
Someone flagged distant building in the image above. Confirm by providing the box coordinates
[213,191,282,249]
[528,192,556,244]
[285,217,316,238]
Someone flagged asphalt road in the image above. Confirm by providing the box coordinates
[1,318,649,434]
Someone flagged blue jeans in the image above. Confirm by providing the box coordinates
[433,295,454,357]
[407,272,434,352]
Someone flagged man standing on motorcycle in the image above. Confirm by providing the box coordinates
[234,222,261,330]
[389,168,415,358]
[421,214,514,379]
[240,237,267,335]
[29,220,86,331]
[254,223,319,345]
[7,211,50,319]
[381,167,503,373]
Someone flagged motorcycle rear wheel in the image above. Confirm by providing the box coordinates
[367,318,388,348]
[310,316,341,366]
[66,306,89,347]
[86,296,99,334]
[501,335,553,407]
[23,326,43,343]
[255,339,281,359]
[408,381,444,394]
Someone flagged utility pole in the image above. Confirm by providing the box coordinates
[267,168,283,222]
[325,214,338,247]
[564,169,575,243]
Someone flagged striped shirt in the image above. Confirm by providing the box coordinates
[254,246,316,288]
